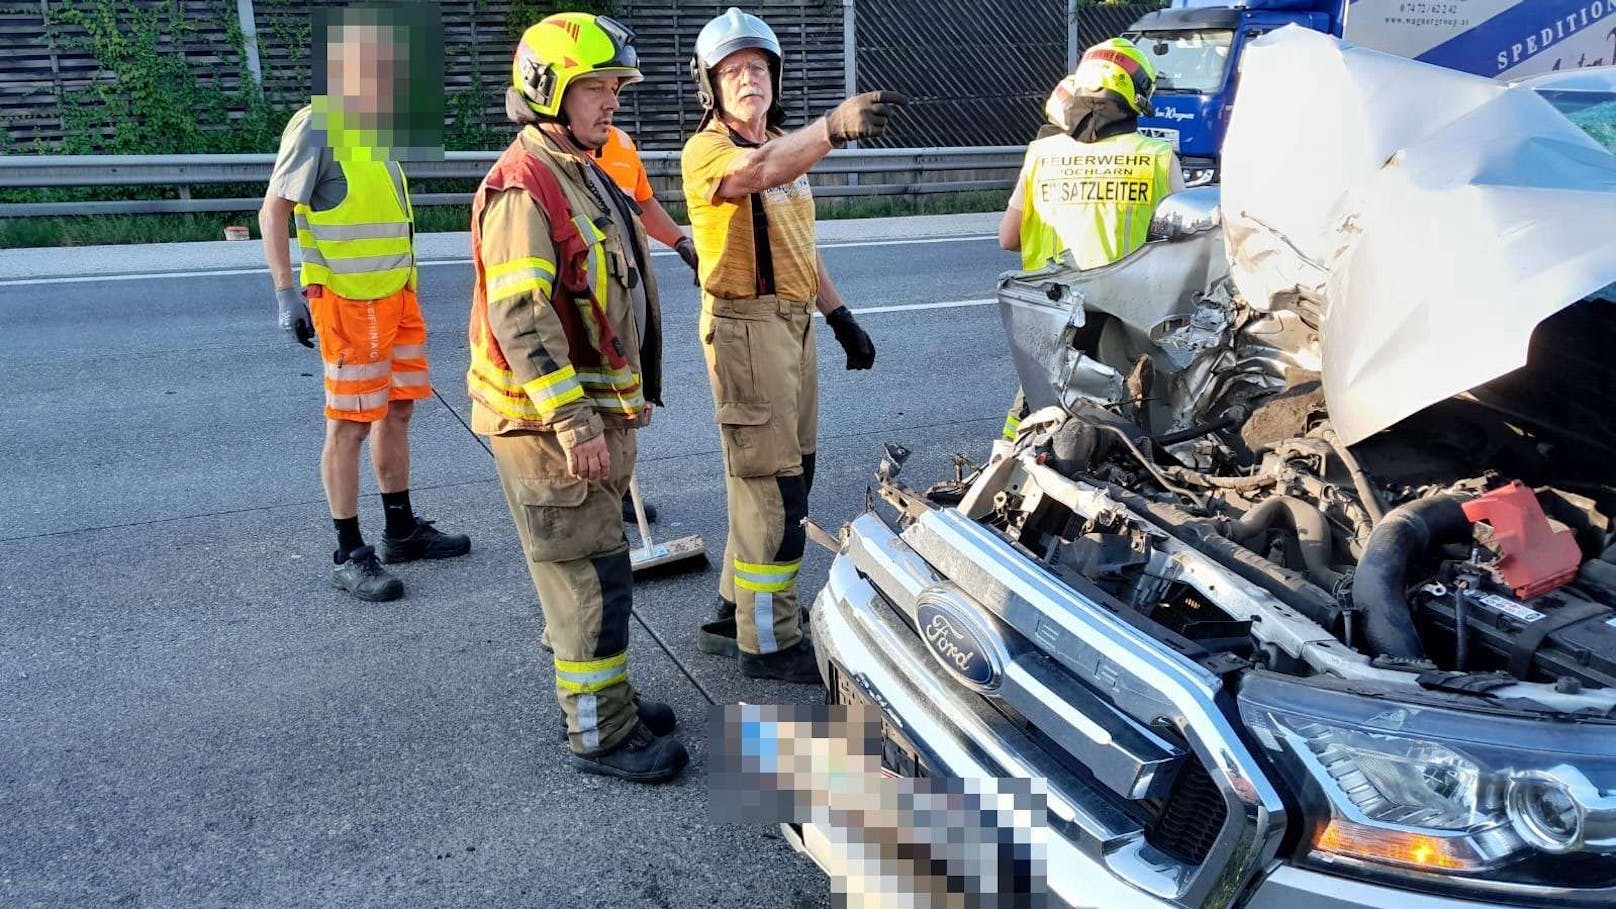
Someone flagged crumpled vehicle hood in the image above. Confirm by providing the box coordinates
[1219,26,1616,446]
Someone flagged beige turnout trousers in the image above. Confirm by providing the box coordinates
[701,293,819,655]
[491,426,640,755]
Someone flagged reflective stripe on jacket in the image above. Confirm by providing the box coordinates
[467,128,660,436]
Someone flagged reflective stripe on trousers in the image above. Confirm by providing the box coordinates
[327,389,391,412]
[575,694,600,751]
[554,651,628,694]
[734,558,801,594]
[325,360,393,383]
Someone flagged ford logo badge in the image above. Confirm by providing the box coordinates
[916,597,1002,691]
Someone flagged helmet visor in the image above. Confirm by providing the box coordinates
[595,15,643,82]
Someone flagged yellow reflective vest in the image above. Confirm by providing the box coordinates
[1017,131,1175,271]
[296,157,417,300]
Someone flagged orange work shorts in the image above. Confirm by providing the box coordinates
[307,284,432,423]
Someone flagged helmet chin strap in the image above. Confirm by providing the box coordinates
[537,112,607,153]
[565,124,607,152]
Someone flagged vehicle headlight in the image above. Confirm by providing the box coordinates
[1239,673,1616,902]
[1182,165,1218,187]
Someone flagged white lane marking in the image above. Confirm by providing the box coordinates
[0,266,269,287]
[844,298,996,315]
[650,233,995,257]
[0,234,998,287]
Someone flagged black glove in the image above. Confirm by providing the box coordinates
[674,236,700,286]
[824,305,875,370]
[276,285,315,348]
[674,236,698,271]
[825,91,909,147]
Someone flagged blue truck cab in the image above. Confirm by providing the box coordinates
[1126,0,1601,184]
[1125,0,1338,186]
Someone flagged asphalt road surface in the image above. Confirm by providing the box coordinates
[0,228,1023,908]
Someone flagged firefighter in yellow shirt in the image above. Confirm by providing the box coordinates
[680,7,906,682]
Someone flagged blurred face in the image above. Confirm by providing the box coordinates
[714,48,771,123]
[328,23,399,118]
[560,74,625,150]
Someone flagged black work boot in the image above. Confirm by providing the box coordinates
[740,637,823,685]
[697,598,739,658]
[558,696,675,741]
[380,516,471,564]
[570,722,689,784]
[331,545,404,602]
[621,493,656,524]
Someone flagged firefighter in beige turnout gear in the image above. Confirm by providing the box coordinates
[470,12,686,783]
[681,8,905,682]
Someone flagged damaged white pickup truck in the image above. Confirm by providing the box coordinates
[786,28,1616,909]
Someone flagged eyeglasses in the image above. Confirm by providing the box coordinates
[716,60,770,80]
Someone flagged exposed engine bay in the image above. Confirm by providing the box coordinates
[792,41,1616,905]
[954,186,1616,707]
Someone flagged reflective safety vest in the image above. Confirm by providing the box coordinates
[1017,131,1175,272]
[296,158,417,300]
[466,135,645,430]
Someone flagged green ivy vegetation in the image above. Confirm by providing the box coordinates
[0,0,289,212]
[47,0,285,157]
[506,0,624,40]
[2,0,951,247]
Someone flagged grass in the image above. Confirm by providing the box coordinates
[0,211,263,249]
[0,190,1010,250]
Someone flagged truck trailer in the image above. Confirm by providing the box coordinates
[1126,0,1616,183]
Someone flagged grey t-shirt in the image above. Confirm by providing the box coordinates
[267,106,409,213]
[267,108,347,212]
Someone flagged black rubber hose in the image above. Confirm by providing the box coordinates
[1352,495,1473,661]
[1232,496,1346,589]
[1152,414,1239,448]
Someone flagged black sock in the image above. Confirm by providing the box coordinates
[381,490,415,538]
[334,517,364,559]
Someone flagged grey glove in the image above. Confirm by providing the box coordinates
[276,286,315,348]
[674,236,700,286]
[825,91,909,147]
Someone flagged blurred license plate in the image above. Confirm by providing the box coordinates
[830,661,925,779]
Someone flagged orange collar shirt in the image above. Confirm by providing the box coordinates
[590,126,654,204]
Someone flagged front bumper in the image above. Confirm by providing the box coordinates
[803,538,1166,909]
[785,508,1526,909]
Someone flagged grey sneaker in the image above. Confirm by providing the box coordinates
[331,545,404,602]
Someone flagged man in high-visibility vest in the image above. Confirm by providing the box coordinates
[468,13,686,783]
[997,38,1184,439]
[259,10,470,603]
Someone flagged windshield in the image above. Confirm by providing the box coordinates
[1135,30,1234,94]
[1535,90,1616,155]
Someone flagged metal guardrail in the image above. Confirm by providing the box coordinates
[0,147,1024,218]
